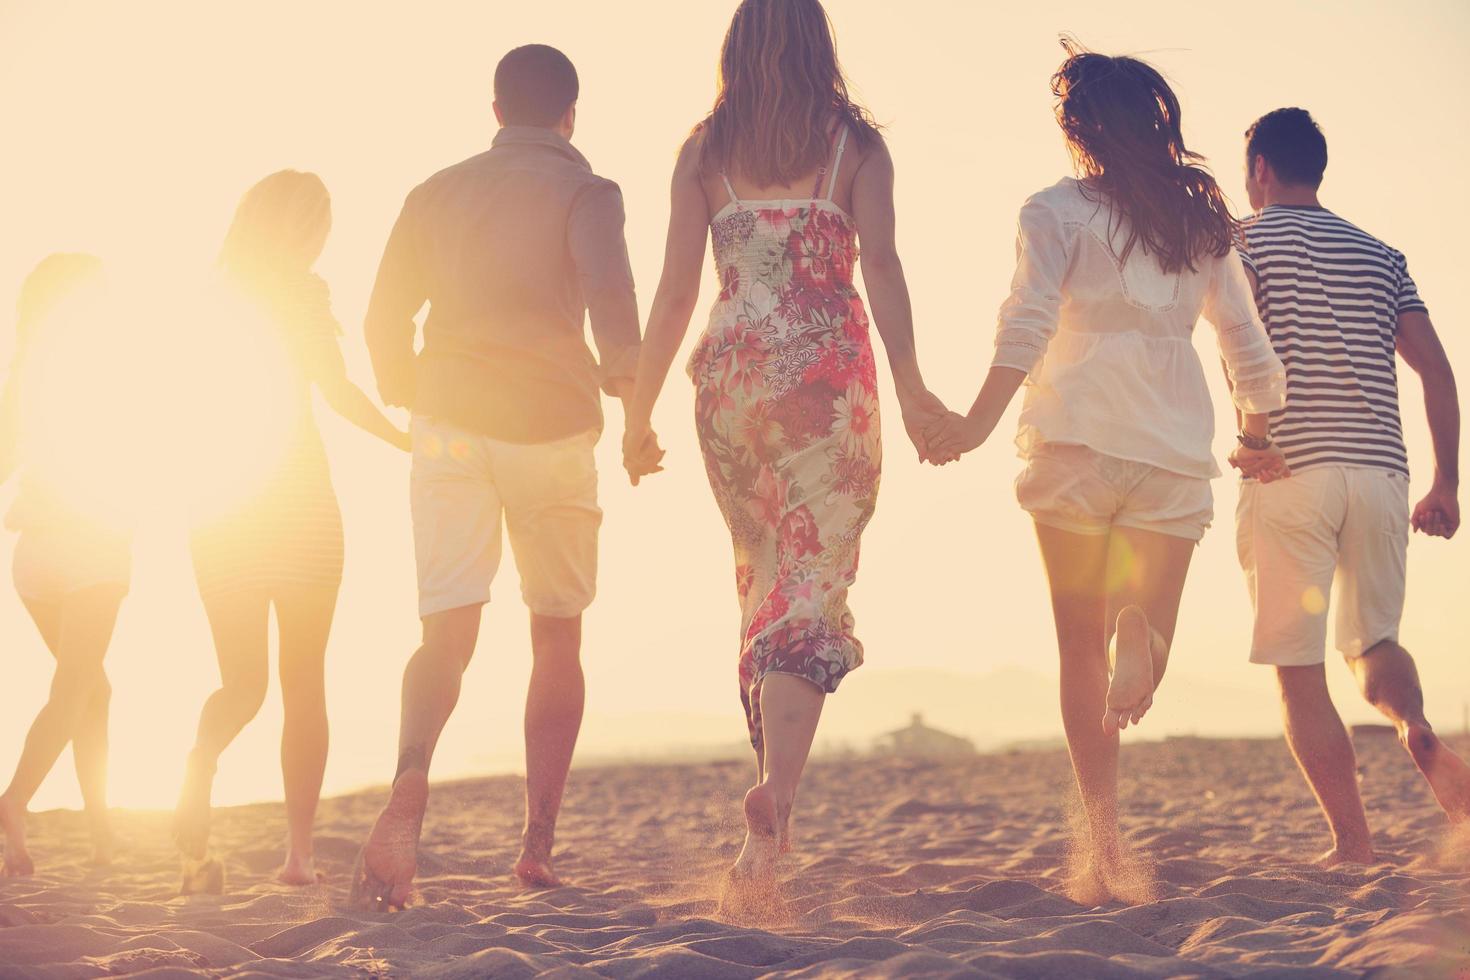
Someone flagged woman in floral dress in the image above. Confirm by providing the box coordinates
[623,0,946,896]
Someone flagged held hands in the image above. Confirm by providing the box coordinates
[898,387,961,465]
[622,419,665,486]
[1228,443,1291,483]
[1412,479,1460,539]
[923,411,987,464]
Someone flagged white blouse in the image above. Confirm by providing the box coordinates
[991,177,1286,479]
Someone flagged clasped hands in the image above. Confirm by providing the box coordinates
[902,389,983,466]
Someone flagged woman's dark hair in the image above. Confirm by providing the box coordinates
[495,44,579,127]
[1245,108,1327,188]
[698,0,880,187]
[1052,39,1235,274]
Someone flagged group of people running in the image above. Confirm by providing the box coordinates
[1,0,1464,913]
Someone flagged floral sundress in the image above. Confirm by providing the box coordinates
[687,129,881,751]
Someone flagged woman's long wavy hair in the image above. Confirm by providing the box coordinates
[219,170,331,282]
[1053,40,1235,273]
[698,0,880,187]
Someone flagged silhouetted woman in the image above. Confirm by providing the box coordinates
[0,254,131,874]
[928,43,1288,902]
[173,171,408,890]
[623,0,946,907]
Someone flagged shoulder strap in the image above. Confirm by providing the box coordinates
[823,128,850,201]
[719,171,739,206]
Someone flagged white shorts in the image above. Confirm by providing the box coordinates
[410,417,602,619]
[1016,443,1214,542]
[1235,465,1408,666]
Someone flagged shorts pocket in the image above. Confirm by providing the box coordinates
[1256,472,1329,533]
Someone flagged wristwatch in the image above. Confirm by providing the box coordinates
[1237,431,1273,451]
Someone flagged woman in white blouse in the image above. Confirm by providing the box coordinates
[929,44,1288,901]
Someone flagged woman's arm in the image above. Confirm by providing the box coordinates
[849,137,946,461]
[622,135,709,484]
[927,190,1069,459]
[319,367,412,451]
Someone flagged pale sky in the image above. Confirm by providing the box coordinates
[2,0,1466,811]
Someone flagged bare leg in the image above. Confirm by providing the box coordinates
[175,591,270,861]
[353,605,481,910]
[1034,524,1117,872]
[732,673,824,881]
[1276,664,1374,863]
[274,583,338,885]
[1351,641,1470,822]
[515,613,584,888]
[1101,526,1194,734]
[1,585,124,876]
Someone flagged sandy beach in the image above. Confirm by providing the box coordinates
[1,733,1467,978]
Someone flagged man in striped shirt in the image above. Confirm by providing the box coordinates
[1233,108,1466,863]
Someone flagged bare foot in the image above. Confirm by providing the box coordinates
[173,756,214,861]
[350,769,428,912]
[1316,843,1374,866]
[513,854,563,888]
[733,783,782,877]
[276,850,323,887]
[0,796,34,877]
[1105,606,1156,736]
[1066,834,1158,906]
[514,824,564,888]
[717,782,788,922]
[88,823,117,868]
[1401,722,1470,822]
[180,855,225,895]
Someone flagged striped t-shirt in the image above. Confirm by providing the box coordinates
[1238,205,1428,476]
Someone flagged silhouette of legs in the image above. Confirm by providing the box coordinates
[1,584,124,876]
[354,605,480,910]
[274,583,338,885]
[515,612,584,888]
[175,590,270,862]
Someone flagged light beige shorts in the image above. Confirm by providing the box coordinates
[1016,443,1214,542]
[1236,464,1408,666]
[410,417,602,619]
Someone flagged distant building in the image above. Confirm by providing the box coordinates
[873,713,976,758]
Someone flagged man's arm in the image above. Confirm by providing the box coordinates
[1397,309,1460,538]
[568,179,641,405]
[364,189,428,409]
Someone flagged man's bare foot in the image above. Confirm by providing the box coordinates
[350,769,428,912]
[1316,843,1374,866]
[276,850,322,887]
[1401,722,1470,822]
[0,796,34,877]
[1104,606,1156,736]
[173,756,214,861]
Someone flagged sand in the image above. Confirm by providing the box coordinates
[2,734,1467,978]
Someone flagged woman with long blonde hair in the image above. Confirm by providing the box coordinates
[623,0,945,905]
[173,170,407,890]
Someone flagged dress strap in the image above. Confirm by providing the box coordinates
[719,171,740,206]
[823,127,850,201]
